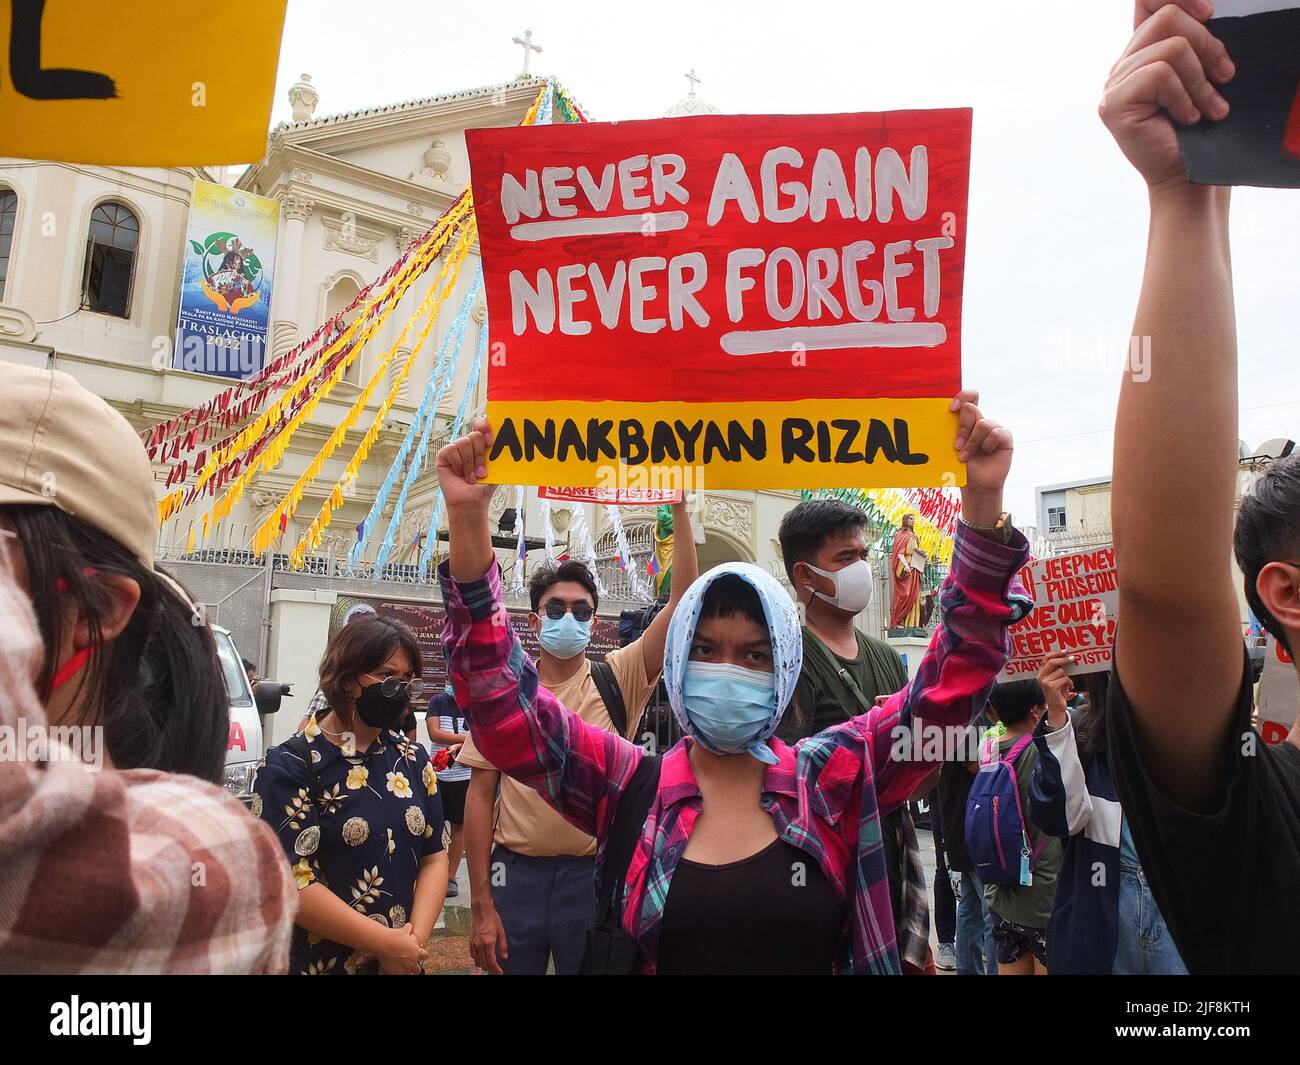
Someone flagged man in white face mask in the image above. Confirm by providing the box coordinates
[778,500,908,742]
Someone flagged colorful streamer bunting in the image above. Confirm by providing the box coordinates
[156,203,471,527]
[416,317,488,577]
[154,81,585,571]
[203,195,471,492]
[150,192,470,502]
[799,486,958,567]
[355,268,483,572]
[280,221,478,566]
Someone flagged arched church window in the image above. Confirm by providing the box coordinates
[324,274,364,384]
[82,201,139,317]
[0,188,18,300]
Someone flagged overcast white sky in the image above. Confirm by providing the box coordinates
[268,0,1300,521]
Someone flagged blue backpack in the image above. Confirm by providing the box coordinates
[965,734,1046,886]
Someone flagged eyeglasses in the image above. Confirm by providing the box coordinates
[542,600,594,623]
[362,674,426,700]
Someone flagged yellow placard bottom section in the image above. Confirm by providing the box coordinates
[483,399,965,490]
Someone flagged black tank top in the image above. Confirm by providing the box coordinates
[656,838,843,975]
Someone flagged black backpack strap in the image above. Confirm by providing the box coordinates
[582,753,661,975]
[590,659,629,738]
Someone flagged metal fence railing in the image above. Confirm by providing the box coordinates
[1041,520,1113,555]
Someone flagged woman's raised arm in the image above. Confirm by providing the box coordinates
[436,419,643,838]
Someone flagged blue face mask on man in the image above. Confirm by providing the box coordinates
[681,661,777,761]
[538,613,592,659]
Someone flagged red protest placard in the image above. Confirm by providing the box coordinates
[466,110,971,490]
[1001,547,1119,680]
[1259,635,1298,745]
[537,486,683,505]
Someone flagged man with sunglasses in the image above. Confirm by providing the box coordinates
[456,501,698,975]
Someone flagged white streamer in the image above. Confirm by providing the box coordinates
[510,484,527,595]
[566,504,606,598]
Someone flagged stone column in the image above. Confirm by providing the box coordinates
[271,193,314,360]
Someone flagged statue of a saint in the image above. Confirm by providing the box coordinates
[889,513,924,630]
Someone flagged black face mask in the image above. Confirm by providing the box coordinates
[355,681,410,730]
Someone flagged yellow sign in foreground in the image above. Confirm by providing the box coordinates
[485,399,966,491]
[0,1,289,165]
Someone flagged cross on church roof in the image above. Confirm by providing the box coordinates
[512,29,542,76]
[685,69,700,96]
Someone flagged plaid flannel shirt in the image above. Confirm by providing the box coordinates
[894,803,932,971]
[0,572,297,974]
[440,523,1030,974]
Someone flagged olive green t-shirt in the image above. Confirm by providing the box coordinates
[780,629,908,743]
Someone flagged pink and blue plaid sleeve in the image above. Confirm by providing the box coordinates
[860,523,1032,813]
[437,559,641,839]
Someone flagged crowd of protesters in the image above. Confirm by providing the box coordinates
[0,0,1296,976]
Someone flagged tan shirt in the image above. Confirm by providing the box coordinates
[458,641,657,857]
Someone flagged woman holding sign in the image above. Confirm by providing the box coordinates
[435,392,1030,974]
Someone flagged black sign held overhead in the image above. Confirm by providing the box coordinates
[1177,0,1300,187]
[8,0,115,100]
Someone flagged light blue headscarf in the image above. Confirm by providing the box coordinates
[663,562,803,764]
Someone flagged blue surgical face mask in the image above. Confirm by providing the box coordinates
[538,613,592,659]
[682,661,776,758]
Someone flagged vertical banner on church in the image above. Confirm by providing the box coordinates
[466,109,971,490]
[174,180,280,380]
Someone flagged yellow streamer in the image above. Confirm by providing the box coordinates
[282,225,477,566]
[253,220,477,559]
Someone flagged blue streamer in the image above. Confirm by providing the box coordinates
[347,269,482,569]
[418,321,488,578]
[537,79,556,125]
[372,270,483,573]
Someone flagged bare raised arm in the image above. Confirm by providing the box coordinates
[1101,0,1243,808]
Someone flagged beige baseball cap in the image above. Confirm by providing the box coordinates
[0,363,157,567]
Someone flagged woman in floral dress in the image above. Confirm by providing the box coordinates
[253,615,448,974]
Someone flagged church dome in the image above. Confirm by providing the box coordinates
[664,71,719,118]
[665,92,720,118]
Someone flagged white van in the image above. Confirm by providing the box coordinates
[214,625,263,806]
